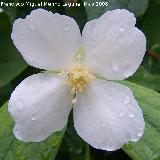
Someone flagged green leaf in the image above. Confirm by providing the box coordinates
[84,0,149,20]
[127,66,160,92]
[142,0,160,48]
[0,12,28,88]
[0,61,27,88]
[0,102,65,160]
[1,0,21,25]
[118,81,160,160]
[0,84,12,106]
[60,113,86,160]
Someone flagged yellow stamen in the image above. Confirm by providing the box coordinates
[66,64,95,102]
[76,47,85,61]
[72,98,77,104]
[58,70,66,76]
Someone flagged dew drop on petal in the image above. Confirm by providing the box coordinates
[120,27,125,32]
[64,24,69,31]
[118,111,124,118]
[26,81,39,94]
[123,72,130,78]
[119,38,123,43]
[21,35,25,39]
[123,96,130,104]
[112,116,116,120]
[128,113,135,118]
[16,150,21,156]
[30,24,35,31]
[138,127,143,131]
[131,136,138,142]
[109,97,113,101]
[115,45,119,50]
[16,87,22,92]
[31,115,36,121]
[123,67,133,78]
[13,127,18,134]
[137,132,143,137]
[105,107,109,112]
[16,101,24,110]
[137,128,144,137]
[102,122,106,128]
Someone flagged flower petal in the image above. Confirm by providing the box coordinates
[8,73,72,142]
[73,79,145,151]
[82,9,146,80]
[11,9,81,70]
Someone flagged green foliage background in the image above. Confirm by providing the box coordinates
[0,0,160,160]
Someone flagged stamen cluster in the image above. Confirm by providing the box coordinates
[66,64,95,96]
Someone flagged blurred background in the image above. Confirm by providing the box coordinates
[0,0,160,160]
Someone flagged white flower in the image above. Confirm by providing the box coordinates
[9,8,146,151]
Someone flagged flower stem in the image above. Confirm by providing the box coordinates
[85,144,91,160]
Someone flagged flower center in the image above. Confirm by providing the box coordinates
[66,64,95,102]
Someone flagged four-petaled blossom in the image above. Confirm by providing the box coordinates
[9,8,146,151]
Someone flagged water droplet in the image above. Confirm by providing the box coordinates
[119,38,123,43]
[64,24,69,31]
[120,28,125,32]
[30,24,35,31]
[13,127,19,136]
[26,81,39,94]
[105,107,109,112]
[16,87,22,92]
[102,122,106,128]
[118,112,124,118]
[109,97,113,101]
[51,135,61,147]
[123,96,130,104]
[115,45,119,50]
[138,127,143,131]
[137,128,143,137]
[123,67,132,78]
[129,113,135,118]
[31,115,36,121]
[137,132,142,137]
[42,150,52,159]
[112,116,116,120]
[21,156,27,160]
[124,143,132,150]
[16,150,21,156]
[112,62,120,72]
[123,72,130,78]
[16,101,24,110]
[21,35,25,39]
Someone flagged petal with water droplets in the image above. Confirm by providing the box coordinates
[82,9,146,80]
[9,73,72,142]
[11,9,81,70]
[73,79,145,151]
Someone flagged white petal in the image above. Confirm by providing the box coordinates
[82,9,146,80]
[11,9,81,70]
[73,79,145,151]
[8,73,72,142]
